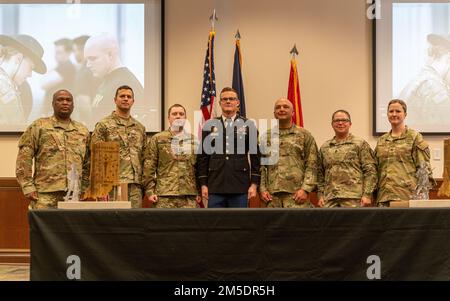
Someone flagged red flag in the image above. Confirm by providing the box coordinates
[287,58,304,127]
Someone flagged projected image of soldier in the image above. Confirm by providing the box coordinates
[0,34,46,127]
[71,35,100,126]
[40,38,76,117]
[399,33,450,129]
[84,33,144,125]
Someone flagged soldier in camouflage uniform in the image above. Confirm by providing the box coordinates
[0,35,47,127]
[317,110,377,208]
[399,34,450,130]
[259,98,318,208]
[16,90,90,209]
[143,104,200,208]
[91,85,146,208]
[375,99,434,206]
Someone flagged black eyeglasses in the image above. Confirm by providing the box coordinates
[220,97,237,102]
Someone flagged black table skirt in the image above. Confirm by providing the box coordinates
[29,208,450,280]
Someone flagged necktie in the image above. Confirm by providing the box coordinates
[226,118,233,129]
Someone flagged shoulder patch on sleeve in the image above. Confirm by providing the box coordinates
[416,140,429,151]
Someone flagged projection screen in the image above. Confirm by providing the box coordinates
[0,0,162,133]
[375,0,450,135]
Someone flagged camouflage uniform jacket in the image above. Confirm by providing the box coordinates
[317,134,377,200]
[375,127,433,203]
[143,130,198,196]
[16,116,90,195]
[91,112,146,184]
[0,67,25,126]
[260,125,318,194]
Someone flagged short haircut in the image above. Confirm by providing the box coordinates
[220,87,238,98]
[388,99,407,113]
[52,89,73,102]
[54,38,73,52]
[331,109,351,122]
[114,85,134,99]
[72,35,90,48]
[168,104,186,117]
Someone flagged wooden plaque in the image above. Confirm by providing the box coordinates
[438,139,450,197]
[88,142,120,199]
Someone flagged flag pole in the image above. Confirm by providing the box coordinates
[287,43,303,127]
[207,10,218,118]
[235,29,242,65]
[233,29,246,117]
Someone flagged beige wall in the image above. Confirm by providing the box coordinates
[1,0,446,178]
[1,137,20,177]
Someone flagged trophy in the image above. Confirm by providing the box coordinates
[412,162,432,200]
[88,141,121,200]
[58,141,131,209]
[64,163,80,202]
[438,139,450,197]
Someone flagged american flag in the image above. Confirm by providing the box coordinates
[200,31,216,121]
[197,31,216,209]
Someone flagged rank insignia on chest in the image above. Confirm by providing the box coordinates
[210,127,219,137]
[237,126,247,135]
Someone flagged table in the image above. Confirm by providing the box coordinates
[29,208,450,280]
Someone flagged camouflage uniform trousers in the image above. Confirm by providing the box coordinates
[266,192,312,208]
[153,196,198,208]
[29,191,66,209]
[325,198,361,208]
[109,183,143,208]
